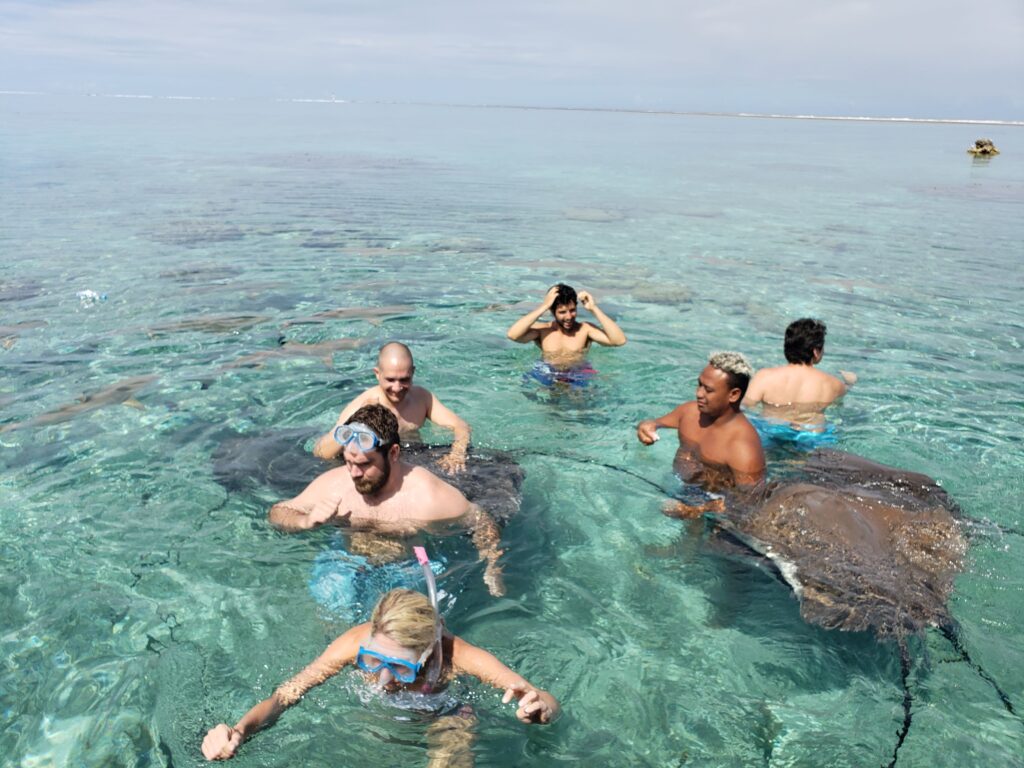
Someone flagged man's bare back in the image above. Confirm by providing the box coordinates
[743,318,856,423]
[744,365,848,429]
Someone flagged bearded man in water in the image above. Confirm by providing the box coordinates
[637,352,766,515]
[274,404,504,596]
[506,284,626,364]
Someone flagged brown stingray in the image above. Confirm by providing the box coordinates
[219,337,372,370]
[0,375,158,433]
[282,305,416,328]
[0,320,48,349]
[718,450,966,638]
[148,314,269,336]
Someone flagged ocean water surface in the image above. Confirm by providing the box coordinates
[1,95,1023,767]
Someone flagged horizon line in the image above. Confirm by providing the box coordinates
[2,90,1022,126]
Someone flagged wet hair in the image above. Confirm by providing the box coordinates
[784,318,827,364]
[551,283,577,312]
[708,351,754,398]
[345,404,399,450]
[370,588,438,655]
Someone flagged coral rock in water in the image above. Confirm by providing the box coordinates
[967,138,1000,156]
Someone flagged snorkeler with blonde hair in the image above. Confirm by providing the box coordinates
[637,352,766,499]
[201,571,559,762]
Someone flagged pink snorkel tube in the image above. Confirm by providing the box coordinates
[414,546,444,692]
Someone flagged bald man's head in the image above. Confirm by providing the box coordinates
[377,341,413,367]
[374,342,415,404]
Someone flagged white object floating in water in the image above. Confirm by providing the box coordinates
[76,289,107,307]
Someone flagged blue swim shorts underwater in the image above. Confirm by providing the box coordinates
[524,360,597,389]
[749,415,838,449]
[309,544,446,623]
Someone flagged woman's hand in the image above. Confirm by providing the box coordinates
[502,683,556,724]
[202,723,242,761]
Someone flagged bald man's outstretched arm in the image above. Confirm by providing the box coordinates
[430,394,471,474]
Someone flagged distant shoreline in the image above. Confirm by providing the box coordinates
[2,90,1021,126]
[415,101,1024,127]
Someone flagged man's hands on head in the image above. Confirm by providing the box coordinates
[577,290,595,311]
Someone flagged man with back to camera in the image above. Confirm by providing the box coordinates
[506,284,627,364]
[742,318,857,425]
[314,342,471,474]
[278,404,504,596]
[637,352,766,515]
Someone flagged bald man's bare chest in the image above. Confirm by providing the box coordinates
[369,391,430,432]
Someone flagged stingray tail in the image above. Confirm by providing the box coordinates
[508,447,670,495]
[939,619,1020,721]
[884,635,914,768]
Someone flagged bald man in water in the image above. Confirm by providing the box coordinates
[314,342,471,474]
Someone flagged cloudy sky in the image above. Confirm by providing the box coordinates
[2,0,1022,119]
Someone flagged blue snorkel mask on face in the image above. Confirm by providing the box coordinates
[354,547,445,690]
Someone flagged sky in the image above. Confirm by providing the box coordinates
[1,0,1022,119]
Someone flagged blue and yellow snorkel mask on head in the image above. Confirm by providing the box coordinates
[354,547,445,689]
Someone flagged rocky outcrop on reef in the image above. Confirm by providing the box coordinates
[967,138,1000,156]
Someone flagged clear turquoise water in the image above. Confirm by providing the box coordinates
[2,95,1023,767]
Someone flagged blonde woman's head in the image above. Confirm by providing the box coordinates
[370,589,438,655]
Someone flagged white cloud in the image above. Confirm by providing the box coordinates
[1,0,1021,116]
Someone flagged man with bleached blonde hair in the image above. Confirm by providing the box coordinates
[637,351,765,494]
